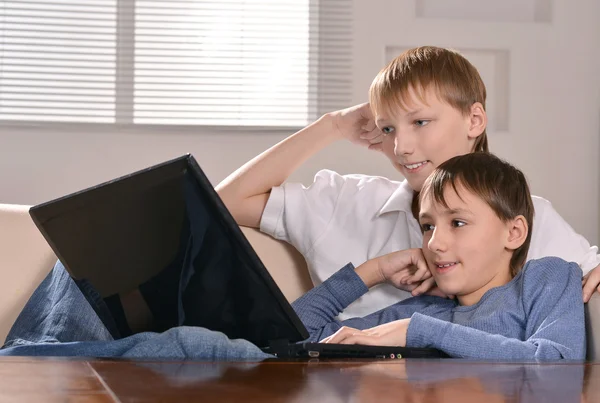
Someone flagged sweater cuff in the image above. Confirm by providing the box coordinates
[406,312,449,348]
[325,263,369,308]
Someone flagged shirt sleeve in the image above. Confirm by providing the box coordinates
[259,169,347,256]
[406,257,586,360]
[529,196,600,275]
[291,264,442,342]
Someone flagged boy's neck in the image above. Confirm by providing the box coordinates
[457,267,513,306]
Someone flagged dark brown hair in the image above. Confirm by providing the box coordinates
[419,152,534,276]
[369,46,488,153]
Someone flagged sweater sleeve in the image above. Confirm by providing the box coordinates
[406,257,585,360]
[292,264,443,342]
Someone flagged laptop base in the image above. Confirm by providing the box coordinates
[263,341,449,359]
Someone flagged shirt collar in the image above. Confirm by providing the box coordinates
[376,179,415,217]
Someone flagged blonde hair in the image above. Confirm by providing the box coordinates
[369,46,488,153]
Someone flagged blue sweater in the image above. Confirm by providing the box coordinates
[291,256,585,360]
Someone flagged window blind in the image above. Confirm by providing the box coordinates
[0,0,118,123]
[0,0,352,128]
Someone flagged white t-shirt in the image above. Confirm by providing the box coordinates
[260,169,600,319]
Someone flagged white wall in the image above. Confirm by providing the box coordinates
[0,0,599,245]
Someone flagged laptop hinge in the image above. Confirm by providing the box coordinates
[266,339,292,358]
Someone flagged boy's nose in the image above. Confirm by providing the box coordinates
[427,228,448,253]
[393,132,414,156]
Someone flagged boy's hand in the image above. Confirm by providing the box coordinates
[355,248,434,295]
[582,263,600,302]
[320,319,411,347]
[379,248,433,294]
[329,103,384,151]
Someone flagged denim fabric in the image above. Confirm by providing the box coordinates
[2,327,271,361]
[3,261,115,346]
[1,262,272,361]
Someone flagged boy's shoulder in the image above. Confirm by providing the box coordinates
[313,169,404,190]
[530,195,555,214]
[521,256,582,286]
[310,169,410,207]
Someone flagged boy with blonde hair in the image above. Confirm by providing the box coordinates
[217,46,600,318]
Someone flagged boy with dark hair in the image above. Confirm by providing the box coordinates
[292,152,585,360]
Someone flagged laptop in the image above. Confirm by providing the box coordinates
[29,154,448,359]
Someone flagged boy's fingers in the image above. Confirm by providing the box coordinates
[321,327,361,344]
[421,269,432,280]
[407,268,431,284]
[368,143,383,152]
[338,334,377,346]
[361,120,377,132]
[361,102,375,118]
[361,132,383,144]
[411,277,436,296]
[583,265,600,302]
[411,250,432,281]
[582,273,600,302]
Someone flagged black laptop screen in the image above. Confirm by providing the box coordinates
[178,169,306,346]
[30,155,308,348]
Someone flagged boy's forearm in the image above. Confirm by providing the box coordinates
[355,257,385,288]
[407,313,582,360]
[292,264,369,340]
[215,114,341,228]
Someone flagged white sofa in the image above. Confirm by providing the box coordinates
[1,203,599,360]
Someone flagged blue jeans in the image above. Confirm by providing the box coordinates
[0,261,272,361]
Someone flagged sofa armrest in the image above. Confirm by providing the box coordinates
[240,226,313,302]
[0,204,58,344]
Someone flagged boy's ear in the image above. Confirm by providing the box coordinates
[467,102,487,139]
[505,215,528,251]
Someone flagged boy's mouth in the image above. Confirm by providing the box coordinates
[434,261,458,274]
[402,160,429,173]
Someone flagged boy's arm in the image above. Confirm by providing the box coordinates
[292,253,441,342]
[215,103,381,228]
[407,258,585,360]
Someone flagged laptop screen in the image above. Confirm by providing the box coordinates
[30,154,308,348]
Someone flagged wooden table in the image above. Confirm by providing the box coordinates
[1,357,599,402]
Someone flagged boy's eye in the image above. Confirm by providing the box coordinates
[452,220,466,228]
[380,126,394,136]
[414,120,430,127]
[420,223,434,232]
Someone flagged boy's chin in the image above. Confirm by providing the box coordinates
[435,282,460,297]
[403,171,432,193]
[405,177,425,192]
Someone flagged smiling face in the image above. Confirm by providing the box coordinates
[374,85,485,192]
[418,183,517,306]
